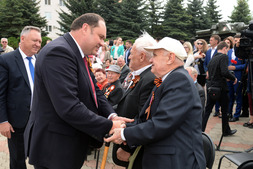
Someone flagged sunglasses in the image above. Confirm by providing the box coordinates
[197,43,203,45]
[1,41,7,43]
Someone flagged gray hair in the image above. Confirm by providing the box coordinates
[134,31,157,60]
[20,26,41,38]
[1,38,8,42]
[185,66,198,76]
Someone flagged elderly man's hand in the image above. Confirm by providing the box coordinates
[104,128,124,144]
[112,116,134,123]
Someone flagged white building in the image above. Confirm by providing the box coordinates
[38,0,68,39]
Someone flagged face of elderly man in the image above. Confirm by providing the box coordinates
[149,49,171,78]
[107,71,120,83]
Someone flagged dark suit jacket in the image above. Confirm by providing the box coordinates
[195,82,205,118]
[113,67,155,167]
[119,64,130,83]
[24,33,114,169]
[0,49,31,128]
[103,80,124,107]
[124,66,206,169]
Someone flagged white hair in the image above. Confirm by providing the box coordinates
[20,26,41,38]
[134,31,157,60]
[1,38,8,42]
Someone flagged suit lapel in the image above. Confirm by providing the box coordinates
[15,50,30,88]
[63,33,97,104]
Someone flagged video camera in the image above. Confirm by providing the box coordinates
[236,20,253,59]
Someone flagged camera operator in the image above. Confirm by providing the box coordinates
[234,20,253,128]
[202,41,237,136]
[227,35,246,122]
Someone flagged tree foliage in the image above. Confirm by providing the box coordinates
[94,0,120,39]
[162,0,192,40]
[187,0,209,37]
[229,0,251,24]
[146,0,164,38]
[204,0,222,27]
[58,0,96,34]
[112,0,148,40]
[0,0,47,38]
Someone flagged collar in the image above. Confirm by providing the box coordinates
[132,65,151,78]
[69,32,85,58]
[211,46,217,51]
[19,48,35,60]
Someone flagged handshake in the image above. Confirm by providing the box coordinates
[105,116,134,145]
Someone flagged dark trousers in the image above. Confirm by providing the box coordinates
[8,127,27,169]
[34,165,48,169]
[202,89,231,134]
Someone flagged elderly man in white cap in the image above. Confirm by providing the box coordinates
[105,37,206,169]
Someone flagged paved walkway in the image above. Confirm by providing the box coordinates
[0,114,252,169]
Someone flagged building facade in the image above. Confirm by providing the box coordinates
[38,0,68,39]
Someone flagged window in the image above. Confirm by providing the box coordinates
[45,12,52,20]
[46,25,52,32]
[45,0,51,5]
[59,0,65,6]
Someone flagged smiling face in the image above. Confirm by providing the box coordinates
[149,49,170,78]
[95,71,106,83]
[81,20,106,55]
[20,29,42,56]
[107,71,120,83]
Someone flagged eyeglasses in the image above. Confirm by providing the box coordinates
[1,41,7,43]
[184,47,188,49]
[197,43,203,45]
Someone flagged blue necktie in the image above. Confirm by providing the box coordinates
[26,57,34,82]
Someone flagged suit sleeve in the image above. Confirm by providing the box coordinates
[40,47,112,141]
[124,72,197,146]
[0,56,8,122]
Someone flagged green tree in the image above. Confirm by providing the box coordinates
[229,0,251,24]
[0,0,47,38]
[204,0,222,27]
[94,0,119,39]
[162,0,192,40]
[187,0,208,37]
[111,0,148,40]
[58,0,96,34]
[146,0,164,38]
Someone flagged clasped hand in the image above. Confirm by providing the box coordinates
[104,128,125,144]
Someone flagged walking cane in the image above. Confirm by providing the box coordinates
[100,134,111,169]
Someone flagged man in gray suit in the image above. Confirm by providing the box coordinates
[186,66,206,118]
[105,37,206,169]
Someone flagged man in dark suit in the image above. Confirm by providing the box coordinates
[124,40,132,66]
[24,13,132,169]
[202,41,237,136]
[186,66,206,118]
[112,32,156,168]
[0,26,42,169]
[117,56,131,83]
[105,37,206,169]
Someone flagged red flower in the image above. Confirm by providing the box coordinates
[231,59,237,64]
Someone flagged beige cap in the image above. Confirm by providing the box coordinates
[144,37,187,61]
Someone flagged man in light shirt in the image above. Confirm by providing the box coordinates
[0,26,42,169]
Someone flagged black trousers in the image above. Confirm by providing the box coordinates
[7,127,27,169]
[34,165,48,169]
[202,89,231,134]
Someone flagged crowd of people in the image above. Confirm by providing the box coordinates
[0,12,252,169]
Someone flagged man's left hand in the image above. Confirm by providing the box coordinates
[104,128,124,144]
[112,116,134,123]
